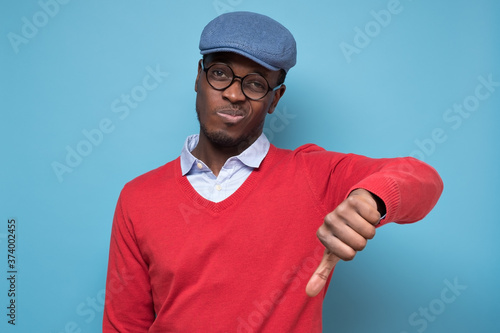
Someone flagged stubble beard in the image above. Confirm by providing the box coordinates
[196,106,260,151]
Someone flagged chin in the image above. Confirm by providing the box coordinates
[201,124,240,145]
[202,126,258,153]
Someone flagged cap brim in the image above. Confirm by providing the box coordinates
[200,47,282,72]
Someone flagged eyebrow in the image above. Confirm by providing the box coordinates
[207,56,271,78]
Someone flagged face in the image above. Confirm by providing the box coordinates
[194,52,286,149]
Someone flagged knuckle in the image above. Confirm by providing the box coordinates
[316,226,328,242]
[324,212,335,224]
[346,195,356,203]
[346,195,359,207]
[369,211,381,225]
[324,212,341,231]
[342,249,357,261]
[353,238,367,251]
[337,202,349,214]
[366,227,376,239]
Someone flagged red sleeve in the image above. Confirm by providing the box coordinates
[298,144,443,227]
[103,187,155,332]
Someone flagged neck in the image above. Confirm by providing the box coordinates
[191,133,257,177]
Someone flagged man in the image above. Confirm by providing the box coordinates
[103,11,443,332]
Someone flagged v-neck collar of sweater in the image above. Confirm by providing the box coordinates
[176,144,278,213]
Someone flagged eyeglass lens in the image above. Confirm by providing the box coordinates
[205,63,270,100]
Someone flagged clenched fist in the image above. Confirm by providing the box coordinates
[306,189,385,297]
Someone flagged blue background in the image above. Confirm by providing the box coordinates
[1,0,499,332]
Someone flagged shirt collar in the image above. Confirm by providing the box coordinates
[180,133,270,176]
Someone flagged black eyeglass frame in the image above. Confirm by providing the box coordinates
[201,61,283,101]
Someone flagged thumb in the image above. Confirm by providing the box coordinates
[305,250,340,297]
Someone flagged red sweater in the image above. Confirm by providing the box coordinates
[103,144,443,332]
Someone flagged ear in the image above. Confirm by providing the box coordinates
[267,85,286,115]
[195,59,203,92]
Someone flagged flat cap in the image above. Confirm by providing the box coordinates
[199,11,297,73]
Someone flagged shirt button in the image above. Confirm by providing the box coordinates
[215,184,222,191]
[197,162,203,169]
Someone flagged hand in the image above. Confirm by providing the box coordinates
[305,189,382,297]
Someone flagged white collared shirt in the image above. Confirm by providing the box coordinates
[180,133,270,202]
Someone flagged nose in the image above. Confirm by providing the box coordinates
[221,77,247,103]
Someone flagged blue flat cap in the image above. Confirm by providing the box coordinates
[199,11,297,73]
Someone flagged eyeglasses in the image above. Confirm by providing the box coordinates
[202,61,282,101]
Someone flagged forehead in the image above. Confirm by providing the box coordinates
[205,52,273,76]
